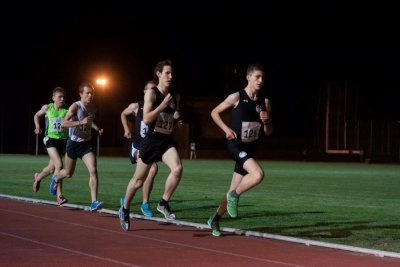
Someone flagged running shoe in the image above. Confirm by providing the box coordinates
[57,195,68,206]
[118,196,130,231]
[157,202,176,220]
[33,173,40,192]
[89,200,104,211]
[49,175,58,196]
[226,191,238,218]
[207,216,222,237]
[140,202,154,217]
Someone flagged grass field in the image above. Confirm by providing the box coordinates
[1,154,399,252]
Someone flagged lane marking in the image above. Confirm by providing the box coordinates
[0,207,304,267]
[2,194,400,260]
[0,231,143,267]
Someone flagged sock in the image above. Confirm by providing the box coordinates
[159,198,168,206]
[212,212,221,222]
[230,190,238,198]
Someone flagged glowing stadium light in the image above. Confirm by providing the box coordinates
[96,78,107,86]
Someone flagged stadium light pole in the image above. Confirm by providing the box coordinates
[95,78,107,157]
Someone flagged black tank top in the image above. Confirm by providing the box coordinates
[149,88,177,136]
[133,101,151,145]
[231,89,265,143]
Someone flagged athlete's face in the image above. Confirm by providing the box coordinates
[80,86,94,104]
[52,92,65,108]
[247,70,264,91]
[157,65,174,88]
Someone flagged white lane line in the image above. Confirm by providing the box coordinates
[2,194,400,259]
[0,207,304,267]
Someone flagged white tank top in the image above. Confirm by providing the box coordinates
[69,101,96,142]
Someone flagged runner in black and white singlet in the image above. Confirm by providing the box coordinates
[228,89,266,171]
[49,83,105,212]
[207,64,273,237]
[119,59,183,231]
[139,86,178,163]
[120,80,158,217]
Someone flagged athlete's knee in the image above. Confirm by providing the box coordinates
[150,163,159,175]
[172,164,183,178]
[133,178,144,189]
[252,169,264,185]
[87,167,97,177]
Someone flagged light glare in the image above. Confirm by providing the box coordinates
[96,78,107,86]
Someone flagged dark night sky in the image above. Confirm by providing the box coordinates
[2,2,400,152]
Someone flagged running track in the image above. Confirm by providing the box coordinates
[1,198,399,267]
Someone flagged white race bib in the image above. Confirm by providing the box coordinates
[140,121,149,138]
[74,122,91,139]
[241,121,261,142]
[154,112,174,134]
[49,117,63,133]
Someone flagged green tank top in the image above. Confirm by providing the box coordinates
[45,103,68,139]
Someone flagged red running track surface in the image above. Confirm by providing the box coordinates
[0,198,399,267]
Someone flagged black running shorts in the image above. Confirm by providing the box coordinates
[227,140,256,176]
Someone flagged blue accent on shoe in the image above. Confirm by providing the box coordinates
[118,196,130,231]
[140,202,154,217]
[89,200,104,211]
[49,175,58,196]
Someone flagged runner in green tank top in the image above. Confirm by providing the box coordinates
[45,102,68,139]
[33,87,69,206]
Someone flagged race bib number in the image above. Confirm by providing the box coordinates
[74,121,91,139]
[50,117,63,133]
[155,112,174,134]
[140,121,149,138]
[241,121,261,143]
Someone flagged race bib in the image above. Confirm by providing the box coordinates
[50,117,63,133]
[241,121,261,143]
[74,121,91,139]
[140,121,149,138]
[155,112,174,134]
